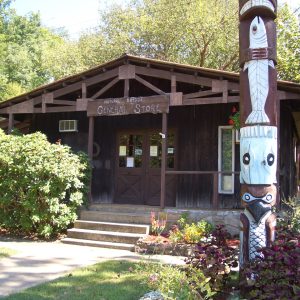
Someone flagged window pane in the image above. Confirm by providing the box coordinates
[119,134,143,168]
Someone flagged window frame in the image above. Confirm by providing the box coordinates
[218,125,235,194]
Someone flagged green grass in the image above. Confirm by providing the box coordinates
[0,247,17,259]
[3,260,150,300]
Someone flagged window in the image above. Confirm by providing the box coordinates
[59,120,78,132]
[218,126,235,194]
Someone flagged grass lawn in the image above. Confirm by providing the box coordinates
[0,247,17,259]
[3,260,151,300]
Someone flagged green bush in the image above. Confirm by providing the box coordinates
[0,130,91,238]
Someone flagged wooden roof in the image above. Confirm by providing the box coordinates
[1,53,300,111]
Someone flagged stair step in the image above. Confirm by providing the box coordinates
[80,210,178,224]
[67,228,145,244]
[74,220,150,234]
[61,238,135,251]
[88,204,162,213]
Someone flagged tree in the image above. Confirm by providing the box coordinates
[276,4,300,82]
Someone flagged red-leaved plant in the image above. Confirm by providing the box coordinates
[241,225,300,300]
[185,224,239,297]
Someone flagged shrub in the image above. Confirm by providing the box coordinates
[0,130,91,238]
[186,225,239,296]
[169,215,213,244]
[281,196,300,233]
[241,225,300,300]
[137,262,215,300]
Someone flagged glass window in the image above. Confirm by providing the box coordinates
[149,132,175,169]
[218,126,235,194]
[119,134,143,168]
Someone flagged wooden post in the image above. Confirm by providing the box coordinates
[88,116,95,160]
[212,173,219,210]
[8,113,14,134]
[239,0,278,267]
[160,113,168,209]
[88,116,95,203]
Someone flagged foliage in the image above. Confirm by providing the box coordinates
[150,211,167,236]
[276,4,300,82]
[169,214,213,244]
[280,196,300,233]
[4,260,150,300]
[186,225,239,296]
[137,262,215,300]
[0,130,91,238]
[229,111,240,130]
[241,225,300,300]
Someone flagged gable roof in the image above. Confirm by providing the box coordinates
[0,53,300,109]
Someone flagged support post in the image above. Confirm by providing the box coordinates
[88,116,95,203]
[212,173,218,210]
[239,0,278,267]
[124,79,129,97]
[8,113,14,134]
[160,113,168,209]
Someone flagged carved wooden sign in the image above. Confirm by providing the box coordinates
[87,95,169,117]
[239,0,278,267]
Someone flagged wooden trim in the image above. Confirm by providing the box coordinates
[171,75,176,93]
[91,77,119,99]
[135,74,166,95]
[278,91,300,100]
[160,113,168,209]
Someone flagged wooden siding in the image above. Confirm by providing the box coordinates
[32,104,241,208]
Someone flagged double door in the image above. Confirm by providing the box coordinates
[115,130,176,206]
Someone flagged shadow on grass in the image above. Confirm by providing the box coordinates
[3,260,150,300]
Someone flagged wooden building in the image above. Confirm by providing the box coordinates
[0,54,299,212]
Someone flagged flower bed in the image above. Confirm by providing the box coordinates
[135,235,195,256]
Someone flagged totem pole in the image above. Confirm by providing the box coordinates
[239,0,278,266]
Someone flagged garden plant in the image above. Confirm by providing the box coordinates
[0,130,91,238]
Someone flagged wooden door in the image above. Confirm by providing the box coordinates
[115,130,177,206]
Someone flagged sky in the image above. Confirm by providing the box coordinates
[11,0,128,39]
[11,0,300,40]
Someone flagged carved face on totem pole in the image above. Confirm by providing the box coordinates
[240,126,277,185]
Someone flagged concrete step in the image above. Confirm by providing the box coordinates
[74,220,150,235]
[61,238,135,251]
[67,228,145,244]
[80,210,179,224]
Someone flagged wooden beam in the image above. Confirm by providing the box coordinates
[82,82,87,98]
[171,75,176,93]
[278,91,300,100]
[52,100,76,106]
[91,77,119,99]
[76,98,89,111]
[135,74,166,95]
[183,90,221,100]
[222,80,228,103]
[124,79,129,97]
[35,106,77,113]
[119,65,135,79]
[135,65,213,87]
[170,92,183,106]
[160,113,168,209]
[8,113,14,134]
[53,68,119,98]
[182,96,239,105]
